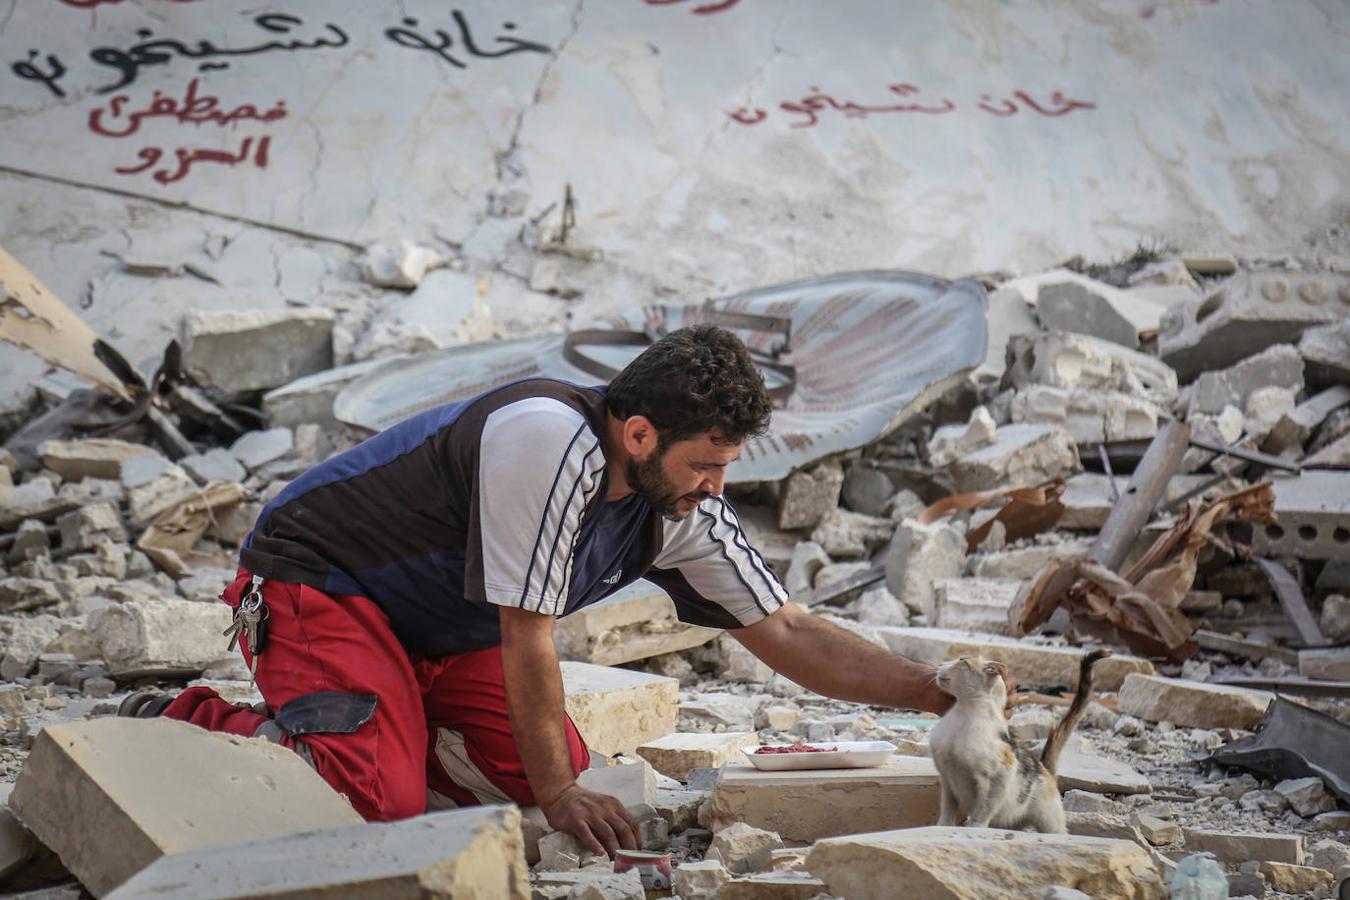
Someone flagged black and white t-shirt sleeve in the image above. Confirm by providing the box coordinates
[475,398,605,617]
[645,496,788,629]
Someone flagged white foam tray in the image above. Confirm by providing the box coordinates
[741,741,896,771]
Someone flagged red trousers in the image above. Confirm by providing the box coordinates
[164,569,590,821]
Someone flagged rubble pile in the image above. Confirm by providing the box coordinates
[1,249,1349,898]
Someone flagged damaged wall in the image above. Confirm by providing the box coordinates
[1,0,1348,412]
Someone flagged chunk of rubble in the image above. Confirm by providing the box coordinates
[1257,861,1336,895]
[1321,595,1350,643]
[777,460,844,530]
[1299,647,1350,682]
[1252,471,1350,560]
[719,872,826,898]
[554,581,718,667]
[932,577,1021,635]
[90,598,234,678]
[1182,828,1305,865]
[10,718,362,896]
[805,827,1165,900]
[359,240,445,289]
[124,464,199,527]
[706,822,784,874]
[927,407,997,467]
[1188,343,1304,416]
[230,427,294,471]
[785,541,831,594]
[715,635,773,684]
[1117,674,1273,730]
[0,479,75,529]
[968,538,1094,579]
[1055,744,1151,796]
[946,423,1079,494]
[810,508,894,559]
[875,627,1152,691]
[533,869,645,899]
[1011,387,1161,444]
[561,662,678,756]
[1036,280,1148,348]
[1006,332,1178,404]
[1299,319,1350,388]
[182,308,336,394]
[179,448,247,485]
[38,439,156,482]
[637,733,757,782]
[841,463,899,517]
[672,860,732,900]
[884,519,966,619]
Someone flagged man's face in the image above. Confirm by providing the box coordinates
[626,430,743,521]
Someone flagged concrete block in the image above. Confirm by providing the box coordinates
[554,581,718,667]
[90,598,234,678]
[672,860,731,899]
[183,308,335,394]
[264,357,399,430]
[637,732,757,782]
[884,519,966,619]
[927,407,997,467]
[1300,320,1350,389]
[1055,745,1151,796]
[841,463,899,517]
[1159,270,1348,381]
[1006,332,1178,404]
[1131,812,1182,846]
[108,806,527,899]
[1037,280,1142,348]
[532,869,644,899]
[946,423,1080,494]
[1065,811,1147,845]
[1002,269,1168,337]
[968,539,1093,579]
[932,577,1021,635]
[1182,828,1304,865]
[777,460,844,531]
[1300,647,1350,682]
[805,827,1166,900]
[10,718,362,896]
[875,627,1153,692]
[561,662,678,756]
[784,540,830,594]
[706,821,784,874]
[1117,674,1273,730]
[718,873,826,899]
[1257,861,1335,894]
[575,757,657,811]
[38,439,156,482]
[125,464,199,527]
[179,448,247,486]
[359,240,445,288]
[809,508,894,559]
[0,479,76,530]
[1321,595,1350,643]
[56,502,126,551]
[707,755,940,843]
[1189,343,1304,416]
[230,427,294,471]
[1251,472,1350,561]
[1274,777,1337,817]
[1012,387,1162,444]
[0,803,36,882]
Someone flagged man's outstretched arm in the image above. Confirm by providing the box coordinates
[732,602,955,715]
[498,606,638,857]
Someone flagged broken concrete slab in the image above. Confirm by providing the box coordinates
[1117,674,1273,730]
[561,662,678,756]
[230,427,294,472]
[1188,343,1304,416]
[38,439,156,482]
[968,539,1094,579]
[1058,474,1232,531]
[10,718,362,897]
[707,755,940,843]
[90,598,233,678]
[182,308,336,394]
[805,827,1166,900]
[56,502,125,551]
[1006,332,1178,404]
[841,462,899,518]
[946,423,1079,494]
[179,448,247,486]
[1065,811,1147,845]
[1131,812,1182,846]
[0,479,77,530]
[875,627,1153,692]
[1011,387,1162,444]
[718,872,827,899]
[706,821,784,874]
[554,581,718,667]
[1002,269,1168,338]
[932,577,1021,635]
[1300,648,1350,682]
[714,635,773,684]
[124,464,199,527]
[636,732,757,782]
[927,407,997,467]
[1055,744,1151,796]
[1182,828,1305,865]
[108,805,528,899]
[975,286,1041,382]
[532,869,644,899]
[1251,472,1350,561]
[1036,280,1143,348]
[1159,270,1348,381]
[1257,861,1336,895]
[777,460,844,531]
[810,508,894,559]
[1299,320,1350,389]
[359,240,445,289]
[884,519,966,619]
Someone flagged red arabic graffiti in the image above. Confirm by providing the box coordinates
[729,84,1095,129]
[60,0,200,7]
[114,135,270,184]
[644,0,742,14]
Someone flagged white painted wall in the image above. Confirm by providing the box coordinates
[1,0,1347,410]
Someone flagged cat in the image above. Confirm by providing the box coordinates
[928,649,1110,833]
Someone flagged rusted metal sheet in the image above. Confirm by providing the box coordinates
[334,271,988,482]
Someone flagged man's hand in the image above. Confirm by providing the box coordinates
[540,782,639,858]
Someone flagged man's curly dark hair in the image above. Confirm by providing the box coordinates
[606,324,772,447]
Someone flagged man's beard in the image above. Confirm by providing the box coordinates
[627,451,703,521]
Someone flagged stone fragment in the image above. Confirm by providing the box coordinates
[715,636,773,684]
[805,827,1166,900]
[637,732,757,782]
[575,758,657,812]
[0,479,75,529]
[533,869,645,900]
[0,576,62,614]
[707,756,939,843]
[718,872,827,899]
[1037,280,1142,348]
[777,460,844,531]
[852,584,911,627]
[784,541,831,594]
[359,240,445,288]
[536,828,607,871]
[841,464,898,517]
[6,518,49,563]
[927,407,997,467]
[0,614,64,679]
[356,270,492,358]
[90,598,233,678]
[1300,319,1350,388]
[183,308,336,393]
[672,859,731,900]
[1008,707,1058,742]
[109,805,527,899]
[1308,838,1350,873]
[1225,870,1267,897]
[1055,745,1151,796]
[1311,811,1350,832]
[707,822,784,874]
[946,423,1079,494]
[932,577,1021,635]
[884,519,966,619]
[1274,776,1337,817]
[11,718,362,896]
[809,508,893,559]
[125,464,199,527]
[1189,344,1304,416]
[554,581,717,667]
[1322,596,1350,642]
[968,539,1094,579]
[1159,270,1346,380]
[1001,269,1168,337]
[38,439,155,482]
[1065,811,1146,845]
[976,285,1041,381]
[230,427,294,471]
[1006,332,1178,403]
[1116,674,1272,730]
[561,662,678,756]
[1063,791,1127,815]
[875,627,1152,691]
[1182,828,1304,865]
[1012,387,1162,444]
[1299,647,1350,681]
[56,502,125,551]
[1257,861,1334,894]
[179,448,248,485]
[679,693,756,731]
[754,703,801,732]
[1131,812,1182,846]
[1129,259,1201,290]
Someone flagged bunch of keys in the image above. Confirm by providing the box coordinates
[223,576,269,679]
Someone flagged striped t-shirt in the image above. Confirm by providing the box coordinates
[241,378,788,657]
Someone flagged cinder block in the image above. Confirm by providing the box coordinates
[554,581,718,667]
[1159,270,1348,381]
[637,732,757,782]
[707,755,940,843]
[1117,674,1273,730]
[183,308,335,394]
[806,827,1165,900]
[1183,828,1305,866]
[874,627,1153,692]
[107,806,528,899]
[90,598,234,679]
[561,662,678,756]
[9,718,362,896]
[1251,472,1350,561]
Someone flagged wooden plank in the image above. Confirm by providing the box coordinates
[1088,421,1191,572]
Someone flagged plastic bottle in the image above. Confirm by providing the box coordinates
[1169,852,1228,900]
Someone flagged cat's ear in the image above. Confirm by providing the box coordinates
[982,661,1009,679]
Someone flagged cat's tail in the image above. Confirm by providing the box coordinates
[1040,649,1111,773]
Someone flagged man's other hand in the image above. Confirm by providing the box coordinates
[541,783,639,858]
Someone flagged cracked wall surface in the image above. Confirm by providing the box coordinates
[1,0,1349,411]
